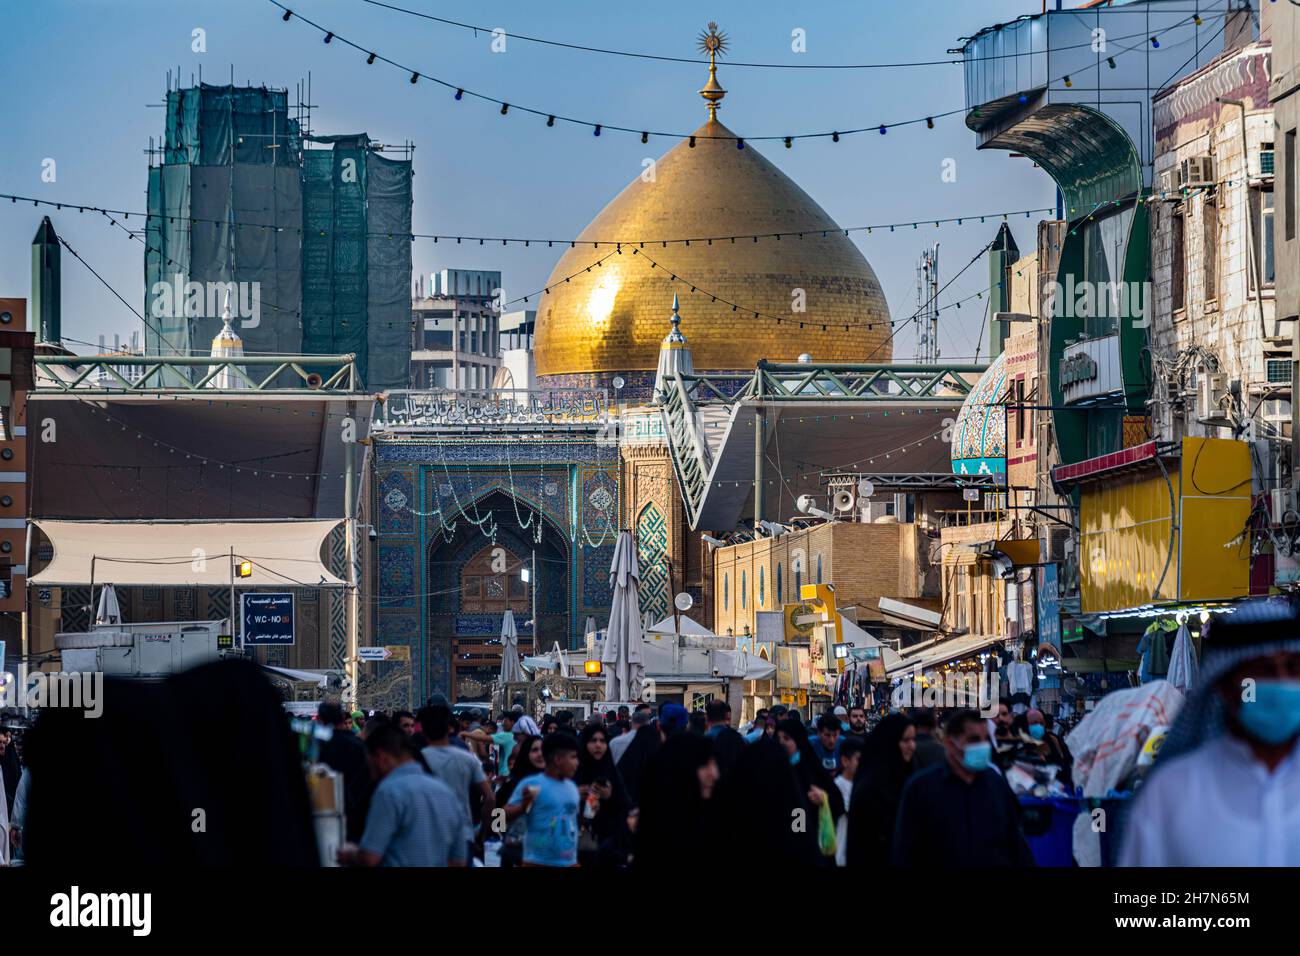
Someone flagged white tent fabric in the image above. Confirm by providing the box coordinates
[499,609,523,684]
[1165,622,1198,694]
[646,614,714,637]
[95,584,123,626]
[602,531,646,701]
[30,520,346,587]
[713,648,777,680]
[261,665,329,689]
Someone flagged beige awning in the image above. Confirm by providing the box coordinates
[29,519,346,588]
[886,633,1003,677]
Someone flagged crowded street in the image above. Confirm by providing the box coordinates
[0,0,1293,937]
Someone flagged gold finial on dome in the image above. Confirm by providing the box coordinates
[697,21,728,121]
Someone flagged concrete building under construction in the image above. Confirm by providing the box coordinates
[144,81,413,390]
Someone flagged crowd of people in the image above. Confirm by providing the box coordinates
[3,596,1298,869]
[323,696,1072,868]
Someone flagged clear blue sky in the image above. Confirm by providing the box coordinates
[0,0,1055,361]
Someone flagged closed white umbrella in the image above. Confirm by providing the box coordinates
[95,584,123,626]
[1166,622,1199,694]
[603,531,645,702]
[499,609,523,684]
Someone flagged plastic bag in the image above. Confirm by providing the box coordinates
[817,798,837,858]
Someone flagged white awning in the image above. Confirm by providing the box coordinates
[29,519,346,588]
[839,615,905,671]
[886,633,1003,677]
[262,665,330,688]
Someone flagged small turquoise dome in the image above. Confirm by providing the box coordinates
[950,351,1007,476]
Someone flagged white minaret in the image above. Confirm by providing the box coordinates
[653,294,694,404]
[208,291,245,389]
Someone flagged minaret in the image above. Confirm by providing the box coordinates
[697,22,728,122]
[32,216,61,345]
[208,291,245,389]
[987,223,1020,360]
[653,294,694,404]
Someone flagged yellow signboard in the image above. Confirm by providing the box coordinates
[1079,436,1250,613]
[783,601,818,642]
[384,645,411,662]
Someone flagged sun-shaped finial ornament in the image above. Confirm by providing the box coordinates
[697,22,728,120]
[697,22,729,58]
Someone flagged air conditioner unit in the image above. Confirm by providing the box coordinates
[1196,372,1229,424]
[1045,526,1071,564]
[1179,155,1215,189]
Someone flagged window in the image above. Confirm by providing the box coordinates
[816,555,823,585]
[1203,195,1218,302]
[955,565,969,630]
[723,573,729,611]
[759,567,765,607]
[1171,210,1186,313]
[741,570,747,609]
[1287,129,1296,242]
[1252,187,1276,289]
[1014,376,1026,445]
[776,563,783,604]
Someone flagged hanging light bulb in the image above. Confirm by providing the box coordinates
[366,52,376,64]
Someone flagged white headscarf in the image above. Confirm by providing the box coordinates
[1157,595,1300,767]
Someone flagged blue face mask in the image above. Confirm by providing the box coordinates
[960,741,993,772]
[789,750,802,767]
[1028,724,1046,740]
[1236,680,1300,745]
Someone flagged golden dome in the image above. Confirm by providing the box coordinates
[534,116,892,385]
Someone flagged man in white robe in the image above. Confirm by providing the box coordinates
[1120,596,1300,866]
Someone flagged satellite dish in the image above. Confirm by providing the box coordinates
[612,376,626,390]
[797,495,814,514]
[857,478,875,498]
[674,592,694,611]
[833,490,855,512]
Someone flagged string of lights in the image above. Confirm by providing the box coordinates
[270,2,1221,146]
[359,0,1223,71]
[1,191,1059,248]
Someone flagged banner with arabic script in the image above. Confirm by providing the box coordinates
[374,388,610,430]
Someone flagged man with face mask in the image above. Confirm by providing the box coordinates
[1120,595,1300,866]
[890,710,1035,867]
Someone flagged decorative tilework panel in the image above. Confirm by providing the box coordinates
[636,502,670,622]
[378,543,416,609]
[378,469,416,534]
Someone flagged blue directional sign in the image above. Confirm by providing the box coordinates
[241,592,295,646]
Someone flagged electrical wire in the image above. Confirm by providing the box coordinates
[271,1,1223,146]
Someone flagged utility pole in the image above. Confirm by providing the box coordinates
[344,400,359,709]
